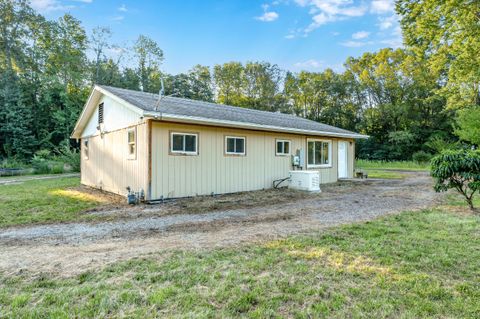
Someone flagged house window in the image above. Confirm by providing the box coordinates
[225,136,246,155]
[83,139,89,160]
[276,139,290,156]
[127,128,136,159]
[307,139,331,167]
[98,103,104,125]
[170,132,198,155]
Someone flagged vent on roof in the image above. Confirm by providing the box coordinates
[98,103,104,125]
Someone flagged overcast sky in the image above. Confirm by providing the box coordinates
[31,0,402,74]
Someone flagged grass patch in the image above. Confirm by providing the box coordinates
[0,177,102,228]
[356,159,430,171]
[1,209,478,317]
[363,169,406,179]
[444,192,480,212]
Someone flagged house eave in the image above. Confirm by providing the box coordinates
[143,111,369,139]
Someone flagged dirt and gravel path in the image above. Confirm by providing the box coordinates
[0,171,438,276]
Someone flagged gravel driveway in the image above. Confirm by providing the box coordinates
[0,171,438,276]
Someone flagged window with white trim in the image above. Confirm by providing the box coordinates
[127,128,136,159]
[83,139,89,160]
[276,139,290,156]
[307,139,331,167]
[225,136,245,155]
[171,132,198,155]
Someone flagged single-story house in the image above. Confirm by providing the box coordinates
[71,85,367,200]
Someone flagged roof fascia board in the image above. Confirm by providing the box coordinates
[143,111,368,139]
[71,88,99,139]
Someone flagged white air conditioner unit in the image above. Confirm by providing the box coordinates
[289,171,320,192]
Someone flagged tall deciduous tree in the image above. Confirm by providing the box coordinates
[397,0,480,109]
[213,62,245,105]
[0,0,36,158]
[133,35,164,92]
[90,26,112,84]
[188,65,213,102]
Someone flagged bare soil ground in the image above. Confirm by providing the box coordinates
[0,171,439,277]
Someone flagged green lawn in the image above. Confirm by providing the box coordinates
[356,159,430,171]
[1,209,478,318]
[362,169,406,179]
[0,177,102,228]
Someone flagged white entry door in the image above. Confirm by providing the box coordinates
[338,141,348,178]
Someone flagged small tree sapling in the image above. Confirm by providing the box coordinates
[431,150,480,211]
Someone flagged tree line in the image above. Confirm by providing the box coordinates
[0,0,478,164]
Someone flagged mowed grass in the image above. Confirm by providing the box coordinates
[1,209,478,318]
[0,177,101,227]
[356,159,430,171]
[362,169,406,179]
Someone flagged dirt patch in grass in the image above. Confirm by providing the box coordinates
[84,188,315,221]
[70,185,126,206]
[164,211,295,233]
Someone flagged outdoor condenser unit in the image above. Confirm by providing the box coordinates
[288,171,321,192]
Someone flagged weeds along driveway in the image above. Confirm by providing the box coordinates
[0,171,437,276]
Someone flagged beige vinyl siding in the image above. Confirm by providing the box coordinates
[151,122,354,199]
[80,123,148,196]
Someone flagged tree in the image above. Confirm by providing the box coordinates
[454,106,480,146]
[431,150,480,211]
[213,62,245,105]
[43,14,88,89]
[0,0,37,159]
[397,0,480,109]
[133,35,164,92]
[345,48,450,160]
[188,65,213,102]
[90,26,112,84]
[243,61,282,111]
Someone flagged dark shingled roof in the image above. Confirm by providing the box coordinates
[99,85,364,137]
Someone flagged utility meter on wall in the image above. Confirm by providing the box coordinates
[292,155,300,167]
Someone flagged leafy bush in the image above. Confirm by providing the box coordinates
[0,158,27,169]
[34,149,51,160]
[31,150,65,174]
[57,146,80,172]
[454,105,480,146]
[431,149,480,211]
[425,136,458,154]
[412,151,432,163]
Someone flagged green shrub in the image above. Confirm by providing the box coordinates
[35,149,51,160]
[425,136,458,154]
[412,151,433,163]
[57,146,80,172]
[31,156,50,174]
[31,150,65,175]
[431,149,480,211]
[0,158,27,169]
[50,163,65,174]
